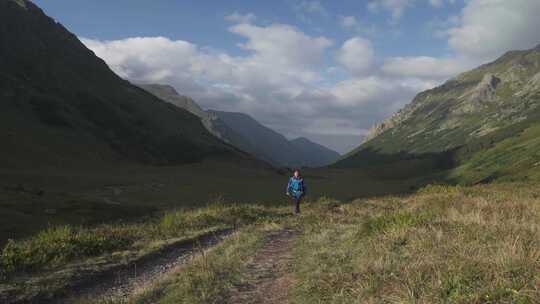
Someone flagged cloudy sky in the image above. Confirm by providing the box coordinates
[35,0,540,154]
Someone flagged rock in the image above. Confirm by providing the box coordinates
[464,73,501,103]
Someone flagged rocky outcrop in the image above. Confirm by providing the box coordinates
[463,73,501,103]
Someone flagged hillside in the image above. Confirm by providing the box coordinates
[336,44,540,183]
[290,137,341,167]
[210,110,340,167]
[0,0,239,169]
[137,84,260,162]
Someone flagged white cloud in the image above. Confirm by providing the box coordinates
[82,22,340,138]
[81,1,540,153]
[429,0,443,8]
[367,0,413,23]
[381,56,474,79]
[230,23,332,72]
[224,12,256,24]
[298,1,328,15]
[336,37,375,76]
[389,0,540,84]
[447,0,540,61]
[338,15,377,36]
[339,16,359,29]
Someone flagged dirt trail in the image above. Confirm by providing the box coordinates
[229,229,297,304]
[53,229,234,304]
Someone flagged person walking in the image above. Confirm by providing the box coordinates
[286,169,307,214]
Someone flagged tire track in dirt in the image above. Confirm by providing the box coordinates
[229,228,297,304]
[50,229,234,304]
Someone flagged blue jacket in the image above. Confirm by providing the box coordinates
[287,177,306,198]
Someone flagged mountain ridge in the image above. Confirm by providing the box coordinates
[210,110,340,167]
[137,84,340,167]
[337,43,540,183]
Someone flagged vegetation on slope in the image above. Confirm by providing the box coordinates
[335,44,540,184]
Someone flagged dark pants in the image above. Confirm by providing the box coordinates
[292,196,303,214]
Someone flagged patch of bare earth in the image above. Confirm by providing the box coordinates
[229,229,297,304]
[56,229,233,304]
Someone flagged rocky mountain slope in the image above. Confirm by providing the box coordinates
[290,137,341,167]
[336,44,540,183]
[0,0,241,169]
[211,111,340,167]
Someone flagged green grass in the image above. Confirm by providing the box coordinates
[2,183,539,303]
[0,158,421,247]
[83,183,539,304]
[0,202,287,303]
[449,122,540,184]
[0,226,131,276]
[129,225,274,304]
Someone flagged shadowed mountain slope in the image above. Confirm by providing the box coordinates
[137,84,260,161]
[290,137,340,167]
[136,85,341,167]
[210,110,340,167]
[0,0,241,169]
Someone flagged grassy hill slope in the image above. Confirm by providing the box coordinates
[336,44,540,184]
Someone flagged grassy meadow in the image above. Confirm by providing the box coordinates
[0,202,287,302]
[55,182,540,304]
[0,158,422,246]
[291,183,539,303]
[1,158,539,303]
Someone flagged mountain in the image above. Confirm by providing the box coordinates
[290,137,341,167]
[138,85,341,167]
[137,84,273,163]
[336,44,540,183]
[210,111,340,167]
[137,84,257,151]
[0,0,240,169]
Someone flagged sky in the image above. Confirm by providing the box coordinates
[34,0,540,154]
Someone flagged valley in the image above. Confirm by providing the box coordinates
[1,0,539,303]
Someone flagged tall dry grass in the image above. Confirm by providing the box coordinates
[292,183,540,303]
